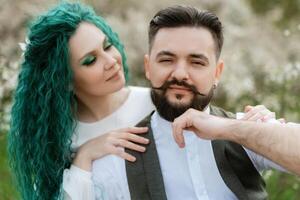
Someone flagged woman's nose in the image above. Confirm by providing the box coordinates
[103,53,117,70]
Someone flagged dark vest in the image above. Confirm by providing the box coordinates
[125,106,267,200]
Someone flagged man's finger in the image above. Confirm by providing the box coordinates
[278,118,286,123]
[172,117,187,148]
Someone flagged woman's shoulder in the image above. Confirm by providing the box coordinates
[127,86,151,100]
[128,85,150,93]
[125,85,154,110]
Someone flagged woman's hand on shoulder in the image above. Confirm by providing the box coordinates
[242,105,275,122]
[73,127,149,171]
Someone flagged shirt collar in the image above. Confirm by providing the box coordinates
[151,105,211,139]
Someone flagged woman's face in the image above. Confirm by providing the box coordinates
[69,22,125,99]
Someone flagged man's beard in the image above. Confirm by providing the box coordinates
[151,79,215,122]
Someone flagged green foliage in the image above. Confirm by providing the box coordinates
[247,0,300,28]
[0,134,18,200]
[264,171,300,200]
[214,61,300,121]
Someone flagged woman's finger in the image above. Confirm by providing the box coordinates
[243,105,270,120]
[246,112,262,121]
[120,132,149,144]
[278,118,286,123]
[115,139,146,152]
[120,127,148,134]
[113,148,136,162]
[243,105,260,119]
[262,112,276,122]
[244,105,254,113]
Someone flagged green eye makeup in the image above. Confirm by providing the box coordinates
[79,38,113,66]
[81,55,96,66]
[104,38,113,50]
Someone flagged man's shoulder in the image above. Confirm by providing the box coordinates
[135,111,155,127]
[209,105,235,119]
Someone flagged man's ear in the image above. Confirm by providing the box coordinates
[214,59,224,86]
[144,54,150,80]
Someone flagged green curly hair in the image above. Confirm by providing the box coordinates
[8,2,129,200]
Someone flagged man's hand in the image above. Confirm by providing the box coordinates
[172,108,227,148]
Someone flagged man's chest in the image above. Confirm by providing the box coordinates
[154,128,237,200]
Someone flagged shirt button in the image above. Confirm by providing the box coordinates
[189,153,196,161]
[199,190,207,195]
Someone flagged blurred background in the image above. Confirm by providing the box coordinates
[0,0,299,199]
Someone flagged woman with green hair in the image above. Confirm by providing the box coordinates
[8,2,154,200]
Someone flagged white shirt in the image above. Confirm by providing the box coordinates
[151,110,233,200]
[62,86,155,200]
[92,108,285,200]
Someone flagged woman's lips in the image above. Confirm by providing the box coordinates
[106,70,120,81]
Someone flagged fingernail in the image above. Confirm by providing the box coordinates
[263,116,268,120]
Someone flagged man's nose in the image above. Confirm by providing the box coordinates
[171,63,189,81]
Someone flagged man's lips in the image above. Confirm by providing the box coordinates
[168,85,192,91]
[168,85,192,93]
[151,81,206,97]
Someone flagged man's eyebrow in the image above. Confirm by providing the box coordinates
[156,50,176,58]
[190,53,209,63]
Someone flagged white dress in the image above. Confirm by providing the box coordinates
[62,86,155,200]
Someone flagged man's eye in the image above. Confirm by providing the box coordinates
[81,55,96,66]
[192,61,205,66]
[159,59,172,63]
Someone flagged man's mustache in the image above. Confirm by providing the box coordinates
[151,79,206,96]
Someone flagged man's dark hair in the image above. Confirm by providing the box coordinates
[149,5,223,59]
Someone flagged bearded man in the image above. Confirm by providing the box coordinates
[125,5,285,200]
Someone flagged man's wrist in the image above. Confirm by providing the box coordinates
[215,118,243,142]
[225,120,254,144]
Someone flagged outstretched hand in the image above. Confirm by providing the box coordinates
[172,105,280,148]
